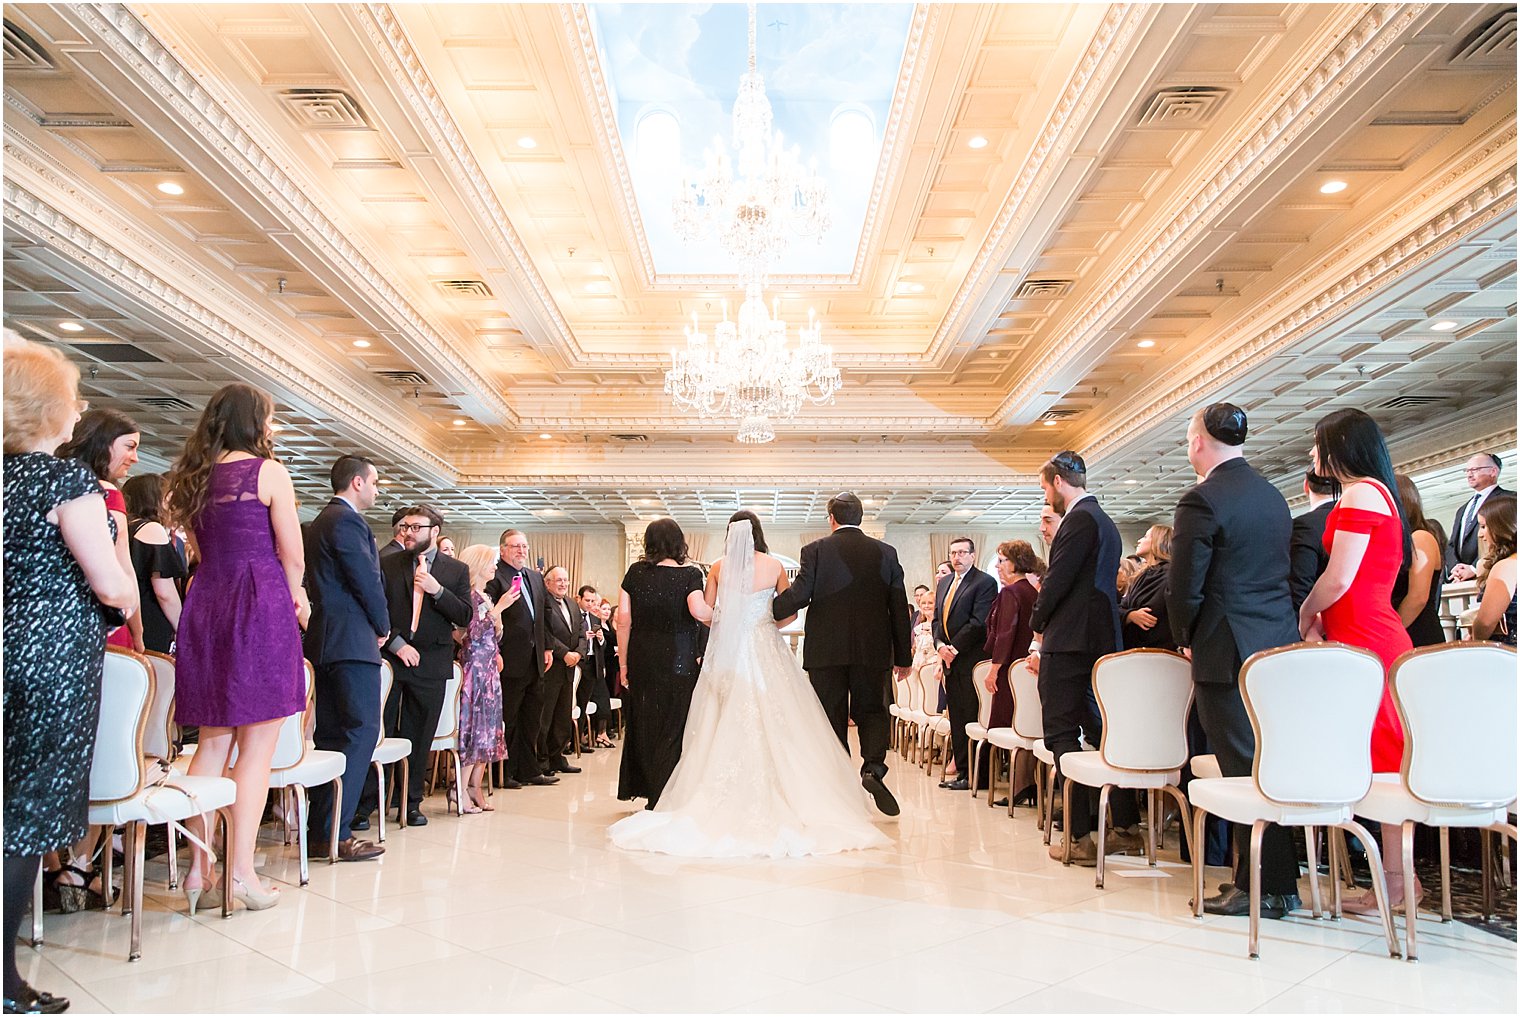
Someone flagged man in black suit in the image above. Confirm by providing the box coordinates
[360,504,471,826]
[773,492,914,816]
[1169,403,1304,918]
[933,537,998,792]
[1448,453,1510,579]
[1029,451,1139,865]
[1288,470,1337,611]
[485,529,557,787]
[575,586,609,746]
[378,507,407,560]
[302,455,388,861]
[539,566,589,775]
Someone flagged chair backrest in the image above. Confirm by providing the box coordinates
[970,659,995,727]
[269,660,315,771]
[1393,643,1518,807]
[915,662,940,715]
[1008,659,1043,740]
[1242,642,1384,805]
[140,650,177,762]
[904,664,924,714]
[91,648,154,803]
[892,670,910,711]
[433,663,464,741]
[378,659,394,748]
[1092,649,1193,771]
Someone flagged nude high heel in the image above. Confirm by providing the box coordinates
[230,877,280,911]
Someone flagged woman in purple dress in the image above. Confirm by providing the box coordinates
[456,544,508,812]
[166,384,308,914]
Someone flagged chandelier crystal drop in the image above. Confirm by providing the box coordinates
[665,3,841,444]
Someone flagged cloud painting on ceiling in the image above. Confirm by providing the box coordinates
[589,3,913,277]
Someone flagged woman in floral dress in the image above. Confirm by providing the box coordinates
[456,544,508,812]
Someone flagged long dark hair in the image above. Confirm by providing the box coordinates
[1313,408,1411,569]
[642,517,688,564]
[166,383,276,531]
[1395,473,1446,548]
[1477,495,1517,587]
[57,407,138,482]
[728,510,768,553]
[122,473,167,524]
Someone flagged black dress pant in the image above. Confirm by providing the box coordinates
[538,663,575,771]
[577,661,610,735]
[944,656,982,777]
[1194,680,1300,895]
[1039,651,1139,840]
[361,646,448,814]
[307,659,380,843]
[501,667,544,781]
[808,664,891,777]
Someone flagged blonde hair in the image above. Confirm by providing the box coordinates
[1116,556,1145,596]
[457,543,497,590]
[3,333,82,454]
[1145,524,1173,563]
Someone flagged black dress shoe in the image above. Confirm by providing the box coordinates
[405,810,428,827]
[1202,886,1301,919]
[4,982,70,1014]
[941,778,971,791]
[501,777,523,790]
[525,774,559,786]
[861,772,900,817]
[350,814,371,831]
[556,763,582,774]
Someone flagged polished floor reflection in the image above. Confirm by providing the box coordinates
[22,741,1517,1013]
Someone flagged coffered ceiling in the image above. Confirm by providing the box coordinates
[3,3,1515,528]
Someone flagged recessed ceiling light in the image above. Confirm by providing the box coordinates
[862,497,874,506]
[517,136,538,150]
[156,181,184,196]
[1124,479,1138,485]
[968,135,988,150]
[1431,320,1459,331]
[907,282,925,293]
[585,281,612,294]
[1136,339,1156,349]
[351,339,371,348]
[1319,180,1348,195]
[452,418,466,427]
[1042,419,1058,427]
[58,321,86,332]
[539,432,552,440]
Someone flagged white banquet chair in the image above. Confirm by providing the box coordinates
[370,659,412,842]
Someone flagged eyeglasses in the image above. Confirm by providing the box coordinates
[1465,467,1498,475]
[1049,450,1086,475]
[397,522,435,533]
[949,549,976,557]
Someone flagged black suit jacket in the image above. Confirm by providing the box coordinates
[1031,495,1122,655]
[1288,501,1334,612]
[1168,458,1300,685]
[302,497,389,666]
[772,527,913,670]
[545,596,590,667]
[1448,485,1512,567]
[381,549,471,653]
[485,561,548,679]
[932,566,998,664]
[379,538,405,560]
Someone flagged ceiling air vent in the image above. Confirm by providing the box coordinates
[609,433,649,443]
[1378,395,1447,410]
[1136,86,1230,127]
[65,343,161,364]
[1452,9,1516,64]
[139,397,194,412]
[436,279,493,298]
[3,21,53,70]
[1014,279,1072,299]
[277,88,370,130]
[1039,408,1078,421]
[374,370,429,387]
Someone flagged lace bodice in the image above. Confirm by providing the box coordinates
[716,588,777,632]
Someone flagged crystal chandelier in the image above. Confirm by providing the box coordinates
[664,4,841,444]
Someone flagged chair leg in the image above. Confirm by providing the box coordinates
[970,741,979,800]
[120,824,134,917]
[1480,829,1494,921]
[101,827,115,906]
[1340,819,1401,959]
[218,810,233,918]
[1146,789,1158,866]
[329,776,342,864]
[1303,827,1322,920]
[375,763,388,843]
[1192,806,1207,919]
[1329,826,1343,920]
[296,786,311,887]
[128,822,145,962]
[1095,783,1111,889]
[1161,785,1196,866]
[30,868,43,948]
[398,758,410,829]
[1248,820,1264,960]
[1060,776,1074,865]
[1043,763,1057,846]
[166,822,178,891]
[1401,821,1418,962]
[1439,827,1452,923]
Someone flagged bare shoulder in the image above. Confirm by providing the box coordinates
[1341,479,1391,513]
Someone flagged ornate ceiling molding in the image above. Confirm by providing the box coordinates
[68,1,516,425]
[1397,427,1518,477]
[455,472,1041,489]
[1082,157,1517,465]
[2,141,459,483]
[514,414,989,432]
[993,2,1425,425]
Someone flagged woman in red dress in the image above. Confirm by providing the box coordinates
[1298,408,1415,912]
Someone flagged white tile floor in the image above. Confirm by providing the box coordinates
[21,741,1517,1013]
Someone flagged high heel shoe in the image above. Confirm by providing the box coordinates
[230,877,280,912]
[183,882,224,916]
[1343,883,1424,916]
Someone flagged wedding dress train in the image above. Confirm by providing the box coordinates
[609,522,890,858]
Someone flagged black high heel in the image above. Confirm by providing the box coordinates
[4,982,70,1014]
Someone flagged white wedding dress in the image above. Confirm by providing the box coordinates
[609,521,891,858]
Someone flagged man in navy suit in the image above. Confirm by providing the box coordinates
[303,455,389,861]
[1030,451,1140,866]
[932,537,997,791]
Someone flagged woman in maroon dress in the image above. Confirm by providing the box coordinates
[978,540,1041,798]
[1299,408,1415,914]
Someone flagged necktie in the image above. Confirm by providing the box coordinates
[518,571,534,619]
[942,573,961,632]
[410,554,427,637]
[1463,493,1483,542]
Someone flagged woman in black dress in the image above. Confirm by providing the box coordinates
[615,518,714,808]
[1393,473,1447,647]
[1119,524,1175,650]
[122,473,186,654]
[3,337,136,1014]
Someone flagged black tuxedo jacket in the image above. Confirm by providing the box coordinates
[932,566,998,663]
[1168,458,1300,684]
[485,561,548,679]
[545,596,591,668]
[1449,485,1512,567]
[379,538,405,560]
[1031,495,1122,655]
[303,497,389,666]
[1288,501,1334,612]
[772,526,913,671]
[381,548,471,652]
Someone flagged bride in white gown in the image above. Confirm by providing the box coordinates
[609,517,891,858]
